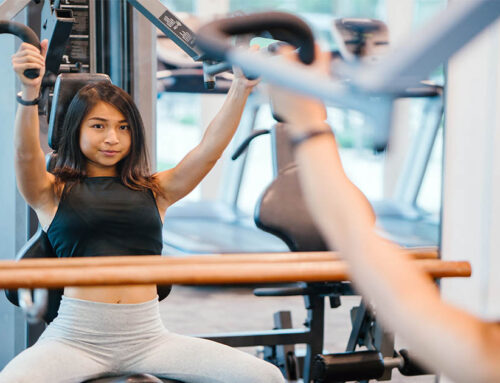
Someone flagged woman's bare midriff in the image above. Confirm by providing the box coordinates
[64,285,158,304]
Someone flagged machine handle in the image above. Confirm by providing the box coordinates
[231,129,270,160]
[196,12,315,65]
[0,20,41,79]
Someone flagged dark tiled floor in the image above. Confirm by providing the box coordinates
[159,285,435,383]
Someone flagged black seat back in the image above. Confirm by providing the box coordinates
[254,123,329,252]
[48,73,113,151]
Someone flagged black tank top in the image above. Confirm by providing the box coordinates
[46,177,163,258]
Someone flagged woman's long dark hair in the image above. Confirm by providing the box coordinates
[52,82,162,196]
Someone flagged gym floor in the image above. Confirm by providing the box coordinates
[159,285,435,383]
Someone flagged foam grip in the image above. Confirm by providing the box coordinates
[398,349,432,376]
[311,351,385,382]
[0,20,41,78]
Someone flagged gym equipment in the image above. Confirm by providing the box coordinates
[0,253,469,383]
[227,30,443,368]
[40,1,75,77]
[159,11,320,255]
[0,1,80,79]
[193,9,500,381]
[329,18,445,247]
[196,2,500,151]
[126,0,237,89]
[0,20,41,78]
[0,249,442,268]
[0,4,484,382]
[331,18,389,63]
[231,120,437,381]
[0,255,469,288]
[160,14,444,380]
[311,349,429,382]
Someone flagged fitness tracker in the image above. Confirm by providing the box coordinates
[16,91,40,106]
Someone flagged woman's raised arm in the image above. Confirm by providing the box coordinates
[156,67,259,206]
[12,40,56,211]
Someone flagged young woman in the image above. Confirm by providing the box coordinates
[0,40,285,383]
[268,45,500,383]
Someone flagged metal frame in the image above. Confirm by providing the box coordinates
[393,90,444,208]
[197,282,355,383]
[88,0,96,73]
[346,301,395,381]
[53,0,95,73]
[126,0,203,61]
[0,0,33,20]
[126,0,230,87]
[219,95,263,209]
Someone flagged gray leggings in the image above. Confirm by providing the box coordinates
[0,296,284,383]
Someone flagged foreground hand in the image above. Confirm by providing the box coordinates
[268,44,330,133]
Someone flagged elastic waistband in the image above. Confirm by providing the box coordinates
[60,295,159,311]
[52,295,164,334]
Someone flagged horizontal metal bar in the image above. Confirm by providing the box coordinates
[2,248,438,269]
[198,328,312,347]
[0,259,471,288]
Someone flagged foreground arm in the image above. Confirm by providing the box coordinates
[269,47,500,383]
[156,72,258,205]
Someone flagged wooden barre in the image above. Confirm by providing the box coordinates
[1,248,438,270]
[0,259,469,289]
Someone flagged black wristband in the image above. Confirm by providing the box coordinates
[290,128,333,150]
[16,91,40,106]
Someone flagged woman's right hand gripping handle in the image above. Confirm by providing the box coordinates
[11,40,48,100]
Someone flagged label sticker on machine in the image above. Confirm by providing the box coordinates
[159,10,196,48]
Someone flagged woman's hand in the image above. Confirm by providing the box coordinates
[231,45,261,93]
[267,44,330,133]
[11,39,48,96]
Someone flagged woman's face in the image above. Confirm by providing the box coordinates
[79,101,132,176]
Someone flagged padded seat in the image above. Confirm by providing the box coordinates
[254,123,328,252]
